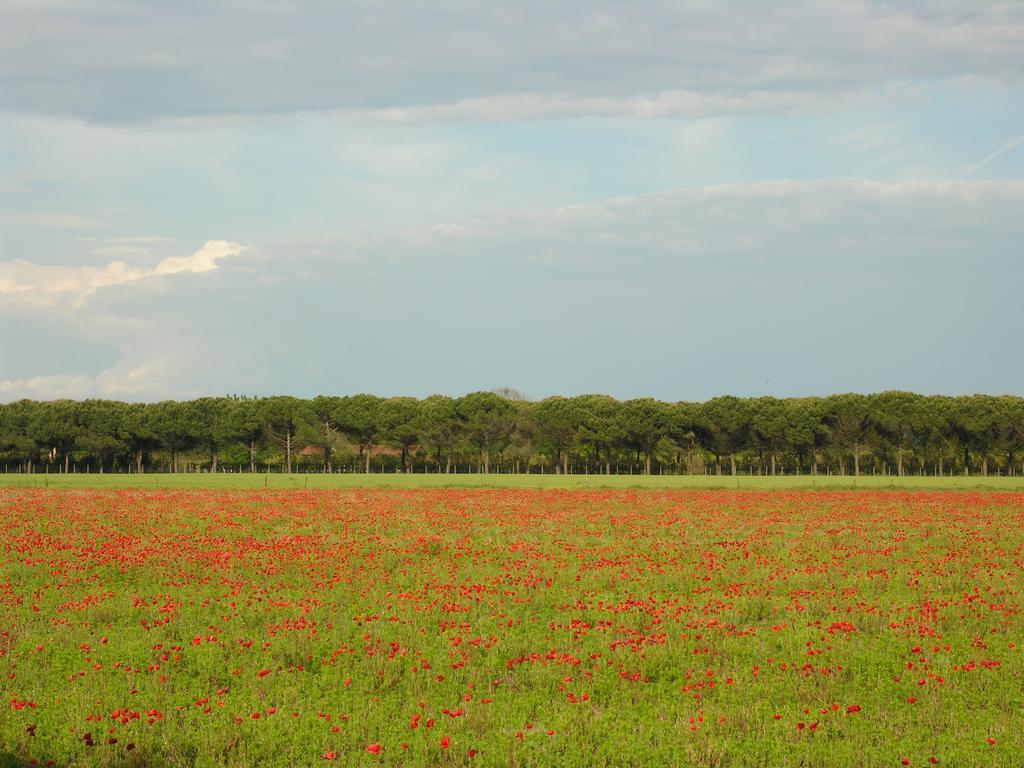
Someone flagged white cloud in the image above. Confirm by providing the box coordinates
[0,355,184,400]
[0,239,243,310]
[151,239,242,275]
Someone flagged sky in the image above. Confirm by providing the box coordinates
[1,0,1023,403]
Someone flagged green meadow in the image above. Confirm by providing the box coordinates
[1,472,1022,492]
[2,487,1022,767]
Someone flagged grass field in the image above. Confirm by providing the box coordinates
[2,486,1023,767]
[1,472,1023,491]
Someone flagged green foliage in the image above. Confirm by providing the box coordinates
[456,392,514,472]
[2,391,1024,478]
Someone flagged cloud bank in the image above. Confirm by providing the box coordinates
[2,178,1021,401]
[3,1,1021,122]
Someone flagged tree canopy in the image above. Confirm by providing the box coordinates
[2,391,1023,477]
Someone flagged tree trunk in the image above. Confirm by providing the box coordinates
[730,453,736,476]
[853,447,860,477]
[211,449,218,474]
[644,454,651,476]
[136,449,144,475]
[563,455,569,475]
[483,447,490,474]
[249,441,257,473]
[445,451,452,474]
[365,449,371,474]
[324,421,333,473]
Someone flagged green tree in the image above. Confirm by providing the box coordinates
[695,396,751,476]
[785,398,829,476]
[751,397,789,476]
[664,401,700,475]
[0,400,39,472]
[534,396,583,474]
[827,394,874,477]
[121,402,163,474]
[999,396,1024,476]
[456,392,514,473]
[505,400,539,473]
[578,395,625,475]
[417,395,462,473]
[309,395,346,472]
[73,400,125,472]
[27,400,79,473]
[381,397,420,473]
[150,400,201,473]
[619,398,670,475]
[260,396,310,474]
[333,395,383,473]
[954,395,1003,477]
[873,391,925,477]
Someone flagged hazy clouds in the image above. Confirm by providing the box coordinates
[3,1,1022,123]
[2,1,1022,400]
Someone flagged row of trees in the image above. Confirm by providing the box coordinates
[1,391,1023,477]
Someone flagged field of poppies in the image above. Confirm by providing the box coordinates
[2,488,1022,767]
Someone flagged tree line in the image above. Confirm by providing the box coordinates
[1,391,1022,477]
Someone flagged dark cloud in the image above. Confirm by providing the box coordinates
[3,1,1022,122]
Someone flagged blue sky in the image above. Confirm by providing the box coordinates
[1,1,1022,401]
